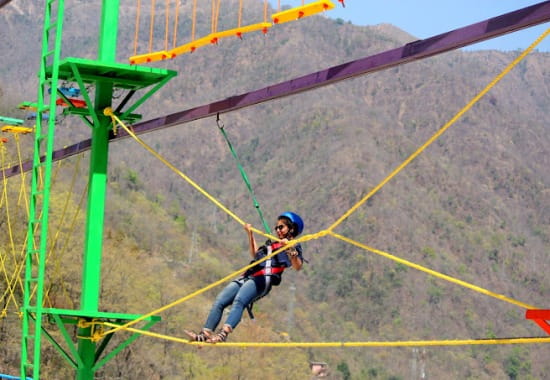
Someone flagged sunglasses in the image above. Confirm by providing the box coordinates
[274,224,286,231]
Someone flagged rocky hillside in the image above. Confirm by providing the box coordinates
[1,1,549,378]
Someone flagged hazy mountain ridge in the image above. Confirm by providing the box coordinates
[1,1,549,378]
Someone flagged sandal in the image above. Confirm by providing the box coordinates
[207,328,230,343]
[184,329,211,342]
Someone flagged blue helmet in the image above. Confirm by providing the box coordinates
[278,211,304,237]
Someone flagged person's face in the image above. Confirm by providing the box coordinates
[274,219,290,239]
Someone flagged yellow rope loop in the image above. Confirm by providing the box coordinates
[328,26,550,233]
[76,334,97,341]
[77,318,104,342]
[103,107,114,117]
[104,107,118,135]
[92,325,104,342]
[78,318,92,328]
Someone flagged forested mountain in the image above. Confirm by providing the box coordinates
[1,1,549,379]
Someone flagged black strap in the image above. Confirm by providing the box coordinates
[246,303,255,319]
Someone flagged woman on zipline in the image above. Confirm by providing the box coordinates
[185,212,304,343]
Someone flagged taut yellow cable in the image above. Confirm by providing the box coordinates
[100,321,550,348]
[328,27,550,232]
[331,232,537,310]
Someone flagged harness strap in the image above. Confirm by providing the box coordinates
[246,302,255,319]
[251,266,285,277]
[246,245,285,319]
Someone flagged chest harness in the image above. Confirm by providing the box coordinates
[242,241,286,319]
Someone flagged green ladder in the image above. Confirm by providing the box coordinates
[21,0,65,378]
[21,0,176,378]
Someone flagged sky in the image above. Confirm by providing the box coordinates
[272,1,550,52]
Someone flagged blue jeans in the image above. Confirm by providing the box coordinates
[204,279,260,331]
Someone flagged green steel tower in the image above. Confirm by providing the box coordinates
[21,1,176,379]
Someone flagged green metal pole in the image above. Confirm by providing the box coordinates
[80,119,110,313]
[77,1,119,379]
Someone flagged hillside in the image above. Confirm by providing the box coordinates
[1,1,549,379]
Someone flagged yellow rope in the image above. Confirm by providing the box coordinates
[28,159,64,303]
[14,134,29,213]
[0,143,16,264]
[0,141,20,312]
[101,23,545,331]
[3,220,32,314]
[1,156,68,312]
[1,131,36,312]
[211,0,216,34]
[97,222,538,338]
[329,231,538,310]
[100,321,550,347]
[44,155,84,308]
[172,0,180,49]
[97,227,292,336]
[100,109,318,337]
[133,0,141,56]
[327,26,550,233]
[191,0,197,41]
[100,28,550,343]
[164,0,170,51]
[148,0,156,53]
[103,108,273,239]
[238,0,243,28]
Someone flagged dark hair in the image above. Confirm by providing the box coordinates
[278,216,297,238]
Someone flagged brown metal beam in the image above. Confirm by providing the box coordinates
[0,0,14,9]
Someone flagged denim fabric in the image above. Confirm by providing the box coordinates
[202,243,304,331]
[204,278,260,330]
